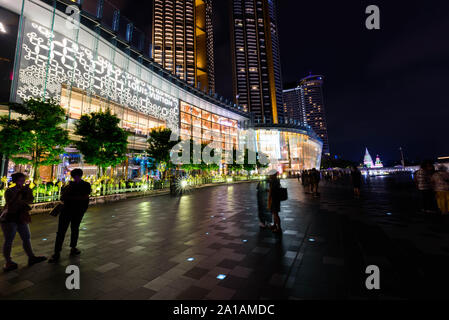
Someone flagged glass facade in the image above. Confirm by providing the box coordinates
[255,128,322,172]
[180,102,239,150]
[60,86,166,137]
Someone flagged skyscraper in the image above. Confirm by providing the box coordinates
[282,86,307,126]
[299,75,330,155]
[152,0,215,93]
[230,0,284,124]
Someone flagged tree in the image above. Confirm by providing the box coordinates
[0,98,70,181]
[74,110,129,177]
[147,128,179,179]
[227,148,269,175]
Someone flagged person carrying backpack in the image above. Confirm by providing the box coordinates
[48,169,92,263]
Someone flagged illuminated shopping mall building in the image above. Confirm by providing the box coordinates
[230,0,284,124]
[152,0,215,93]
[0,0,322,179]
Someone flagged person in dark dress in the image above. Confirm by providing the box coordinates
[49,169,92,263]
[268,172,282,233]
[256,178,270,228]
[350,166,362,198]
[0,173,46,272]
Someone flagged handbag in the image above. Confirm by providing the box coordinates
[50,203,64,217]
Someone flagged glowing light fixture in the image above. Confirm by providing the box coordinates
[216,274,227,280]
[187,258,195,262]
[180,180,188,189]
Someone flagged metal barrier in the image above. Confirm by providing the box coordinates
[0,175,263,207]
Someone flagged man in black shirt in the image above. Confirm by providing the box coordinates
[49,169,92,263]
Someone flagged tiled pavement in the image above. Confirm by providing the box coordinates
[1,176,449,300]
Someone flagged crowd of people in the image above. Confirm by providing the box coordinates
[297,169,321,197]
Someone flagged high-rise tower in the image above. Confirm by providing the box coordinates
[299,75,330,155]
[282,86,307,126]
[152,0,215,93]
[230,0,284,124]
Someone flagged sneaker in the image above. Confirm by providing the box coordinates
[48,254,60,264]
[28,256,47,266]
[70,248,81,256]
[3,262,18,272]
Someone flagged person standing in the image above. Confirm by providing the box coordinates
[49,169,92,263]
[310,168,321,197]
[0,173,46,272]
[268,172,282,233]
[350,166,362,198]
[414,160,436,213]
[431,165,449,215]
[256,178,271,228]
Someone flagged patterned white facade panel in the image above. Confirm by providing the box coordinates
[17,19,180,131]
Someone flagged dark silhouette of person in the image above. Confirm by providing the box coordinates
[268,172,282,233]
[49,169,91,263]
[0,173,46,271]
[310,168,321,197]
[256,178,270,228]
[350,166,362,198]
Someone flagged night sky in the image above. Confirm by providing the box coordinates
[111,0,449,164]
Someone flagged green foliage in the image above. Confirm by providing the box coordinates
[0,98,70,180]
[147,127,180,175]
[227,148,269,174]
[74,110,129,172]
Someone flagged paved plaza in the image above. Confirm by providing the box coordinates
[1,177,449,300]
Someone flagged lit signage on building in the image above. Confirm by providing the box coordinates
[16,20,180,131]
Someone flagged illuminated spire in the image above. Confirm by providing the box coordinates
[364,148,374,168]
[374,154,383,168]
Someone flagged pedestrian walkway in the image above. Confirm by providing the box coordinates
[1,178,448,299]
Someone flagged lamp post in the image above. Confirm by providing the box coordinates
[0,154,5,178]
[399,147,405,168]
